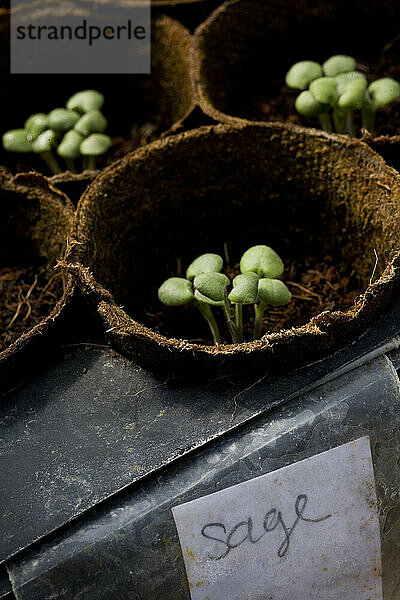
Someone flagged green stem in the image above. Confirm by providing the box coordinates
[41,151,62,174]
[253,302,266,340]
[65,158,76,173]
[333,106,347,134]
[87,155,96,170]
[223,296,237,343]
[235,303,243,343]
[361,98,375,132]
[318,113,332,133]
[346,110,356,137]
[196,302,221,345]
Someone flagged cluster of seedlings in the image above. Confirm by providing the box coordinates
[286,54,400,136]
[158,245,292,344]
[2,90,111,173]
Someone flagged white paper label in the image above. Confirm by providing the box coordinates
[172,437,382,600]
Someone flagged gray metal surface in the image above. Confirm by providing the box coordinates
[6,354,400,599]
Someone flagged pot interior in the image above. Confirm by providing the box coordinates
[195,0,400,124]
[77,124,400,344]
[0,174,72,350]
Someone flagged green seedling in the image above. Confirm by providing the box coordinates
[66,90,105,113]
[334,71,366,95]
[309,77,338,104]
[186,253,223,280]
[32,129,61,174]
[254,278,292,339]
[48,108,80,133]
[286,61,323,90]
[25,113,48,140]
[193,272,236,342]
[158,246,293,345]
[310,76,342,132]
[228,272,259,342]
[286,55,400,136]
[295,91,331,132]
[2,129,32,153]
[158,277,194,306]
[240,245,284,279]
[57,130,85,172]
[363,78,400,130]
[80,133,112,170]
[322,55,356,77]
[74,110,107,136]
[158,275,221,344]
[2,89,110,174]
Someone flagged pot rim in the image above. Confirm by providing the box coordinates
[0,170,75,365]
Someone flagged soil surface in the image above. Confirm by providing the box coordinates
[0,265,64,351]
[145,255,362,345]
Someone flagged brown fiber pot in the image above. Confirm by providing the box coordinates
[64,122,400,378]
[0,7,195,178]
[192,0,400,169]
[0,170,75,388]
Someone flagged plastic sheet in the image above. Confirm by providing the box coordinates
[7,354,400,599]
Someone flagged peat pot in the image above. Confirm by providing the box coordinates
[192,0,400,169]
[65,122,400,378]
[0,170,75,388]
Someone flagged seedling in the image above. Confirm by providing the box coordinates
[2,129,33,153]
[32,129,61,174]
[286,54,400,136]
[80,133,112,170]
[66,90,104,113]
[2,89,110,174]
[158,246,292,345]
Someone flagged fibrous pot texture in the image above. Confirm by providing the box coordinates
[0,170,75,385]
[193,0,400,134]
[0,6,194,174]
[67,122,400,377]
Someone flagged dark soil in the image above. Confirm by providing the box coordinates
[144,254,362,345]
[0,265,64,352]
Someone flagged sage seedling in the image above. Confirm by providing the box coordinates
[32,129,61,174]
[74,110,108,137]
[25,113,48,140]
[186,253,223,280]
[286,54,400,136]
[322,55,356,77]
[2,129,32,153]
[80,133,112,170]
[158,246,292,344]
[286,61,323,90]
[158,274,221,344]
[228,272,259,342]
[2,89,110,174]
[66,90,105,113]
[254,278,292,339]
[240,245,284,279]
